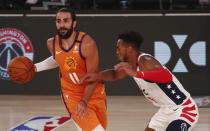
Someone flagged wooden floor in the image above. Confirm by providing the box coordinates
[0,95,209,131]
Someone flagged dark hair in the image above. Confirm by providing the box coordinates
[56,8,76,22]
[118,31,143,50]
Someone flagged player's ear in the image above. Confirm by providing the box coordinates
[127,46,133,53]
[73,21,77,30]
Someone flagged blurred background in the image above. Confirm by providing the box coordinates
[0,0,210,11]
[0,0,210,97]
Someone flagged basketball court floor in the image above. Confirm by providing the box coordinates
[0,95,209,131]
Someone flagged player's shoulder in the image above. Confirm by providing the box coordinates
[46,37,55,48]
[141,55,154,62]
[80,33,98,58]
[82,34,96,48]
[47,37,54,45]
[46,37,55,54]
[140,53,154,62]
[139,53,161,69]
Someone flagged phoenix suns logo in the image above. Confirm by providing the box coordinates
[64,56,77,70]
[0,28,33,80]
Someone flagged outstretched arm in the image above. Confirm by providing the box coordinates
[100,69,127,81]
[34,37,58,72]
[35,56,58,72]
[115,56,172,83]
[79,68,127,84]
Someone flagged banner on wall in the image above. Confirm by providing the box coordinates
[0,28,34,80]
[154,34,206,73]
[0,15,209,95]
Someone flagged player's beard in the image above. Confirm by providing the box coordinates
[57,24,73,39]
[123,52,128,62]
[118,51,128,62]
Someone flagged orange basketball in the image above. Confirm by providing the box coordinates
[7,56,35,84]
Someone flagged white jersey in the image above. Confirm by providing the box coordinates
[133,53,192,107]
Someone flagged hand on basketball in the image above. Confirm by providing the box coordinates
[79,72,100,84]
[75,100,88,119]
[114,62,137,77]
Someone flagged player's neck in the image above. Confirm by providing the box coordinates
[127,51,139,68]
[61,31,77,49]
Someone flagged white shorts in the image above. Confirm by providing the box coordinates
[149,98,199,131]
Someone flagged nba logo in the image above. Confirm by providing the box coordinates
[9,116,71,131]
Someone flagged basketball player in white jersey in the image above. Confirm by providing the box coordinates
[79,31,199,131]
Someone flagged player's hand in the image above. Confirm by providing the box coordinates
[79,72,100,84]
[114,62,137,77]
[75,100,88,119]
